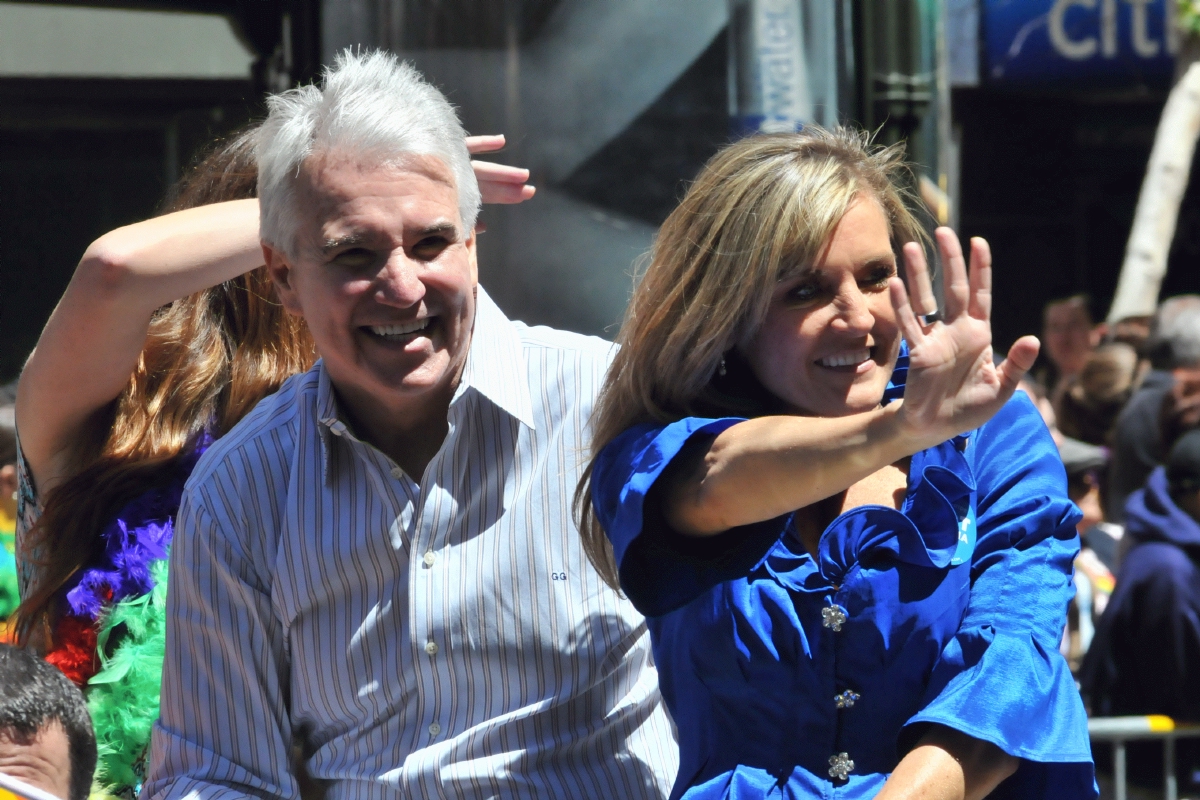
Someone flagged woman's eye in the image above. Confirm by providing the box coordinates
[787,283,821,304]
[861,266,896,289]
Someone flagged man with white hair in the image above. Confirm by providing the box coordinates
[145,51,676,799]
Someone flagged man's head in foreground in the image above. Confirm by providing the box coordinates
[258,50,482,448]
[0,645,95,800]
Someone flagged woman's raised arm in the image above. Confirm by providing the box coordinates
[18,136,535,497]
[17,199,264,495]
[661,229,1041,537]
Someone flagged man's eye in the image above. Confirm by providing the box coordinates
[332,249,375,268]
[412,237,450,259]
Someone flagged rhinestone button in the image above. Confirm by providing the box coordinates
[835,689,860,709]
[428,722,441,736]
[828,752,855,781]
[424,641,439,655]
[422,551,437,567]
[821,604,848,632]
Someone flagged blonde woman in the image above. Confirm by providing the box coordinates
[578,129,1095,799]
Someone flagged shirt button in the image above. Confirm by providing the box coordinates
[428,722,441,736]
[390,466,403,479]
[828,752,855,780]
[422,551,436,567]
[822,603,848,632]
[424,640,439,655]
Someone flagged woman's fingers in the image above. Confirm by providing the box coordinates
[996,335,1041,393]
[465,134,506,155]
[480,182,537,204]
[902,242,938,318]
[890,277,927,348]
[967,237,993,321]
[472,160,530,185]
[937,227,970,322]
[472,160,536,204]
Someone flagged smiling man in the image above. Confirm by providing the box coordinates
[145,51,676,800]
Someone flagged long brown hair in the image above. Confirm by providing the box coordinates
[15,127,316,646]
[574,127,929,588]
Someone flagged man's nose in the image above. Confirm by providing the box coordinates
[374,252,426,307]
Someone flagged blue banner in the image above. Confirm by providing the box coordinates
[985,0,1176,85]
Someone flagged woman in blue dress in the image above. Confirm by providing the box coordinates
[577,128,1095,799]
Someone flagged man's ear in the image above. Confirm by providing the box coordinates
[263,243,304,316]
[466,228,479,285]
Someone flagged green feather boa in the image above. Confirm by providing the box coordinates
[86,558,169,799]
[0,530,19,621]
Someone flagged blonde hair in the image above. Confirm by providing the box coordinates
[574,126,929,588]
[15,128,317,646]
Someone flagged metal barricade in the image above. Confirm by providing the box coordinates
[1090,716,1200,800]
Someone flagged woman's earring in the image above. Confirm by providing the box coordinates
[718,355,727,377]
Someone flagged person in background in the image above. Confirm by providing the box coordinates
[1057,342,1140,447]
[1057,437,1114,671]
[1108,295,1200,523]
[1107,315,1154,354]
[1083,428,1200,795]
[14,124,531,797]
[1041,294,1102,409]
[0,643,97,800]
[0,406,18,635]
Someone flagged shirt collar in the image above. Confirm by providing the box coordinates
[453,286,535,430]
[313,286,536,479]
[315,361,346,484]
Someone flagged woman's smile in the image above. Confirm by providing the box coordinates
[815,347,876,371]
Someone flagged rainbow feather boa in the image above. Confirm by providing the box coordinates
[44,434,210,799]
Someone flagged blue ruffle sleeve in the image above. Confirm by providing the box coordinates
[592,417,792,617]
[903,392,1096,797]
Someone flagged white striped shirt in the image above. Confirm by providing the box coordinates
[145,289,677,800]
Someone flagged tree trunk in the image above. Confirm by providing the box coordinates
[1107,60,1200,323]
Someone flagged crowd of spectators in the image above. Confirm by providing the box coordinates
[1031,293,1200,796]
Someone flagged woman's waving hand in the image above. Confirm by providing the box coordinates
[891,228,1041,443]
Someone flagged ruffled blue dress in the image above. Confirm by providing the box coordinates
[592,362,1097,799]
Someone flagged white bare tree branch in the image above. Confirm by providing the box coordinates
[1108,60,1200,322]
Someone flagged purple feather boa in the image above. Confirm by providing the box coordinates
[64,433,212,620]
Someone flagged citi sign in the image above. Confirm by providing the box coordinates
[986,0,1176,83]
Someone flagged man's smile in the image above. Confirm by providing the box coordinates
[361,317,437,348]
[366,318,432,339]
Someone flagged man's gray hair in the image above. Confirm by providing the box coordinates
[1149,294,1200,368]
[256,49,481,256]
